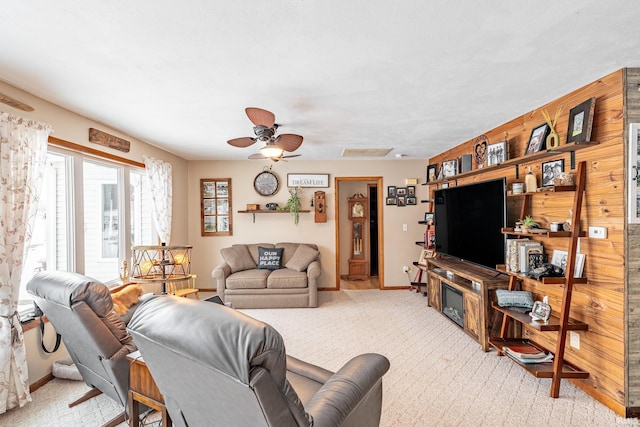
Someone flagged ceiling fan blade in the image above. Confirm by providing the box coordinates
[275,134,303,152]
[228,137,256,148]
[248,153,268,159]
[245,107,275,128]
[281,154,301,159]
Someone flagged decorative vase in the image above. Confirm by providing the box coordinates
[546,130,560,150]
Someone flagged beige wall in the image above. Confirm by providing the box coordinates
[187,160,427,289]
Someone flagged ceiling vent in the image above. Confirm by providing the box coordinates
[341,148,393,157]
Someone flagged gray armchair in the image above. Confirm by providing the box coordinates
[27,271,137,427]
[127,295,390,427]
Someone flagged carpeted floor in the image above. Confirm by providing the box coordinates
[2,289,639,426]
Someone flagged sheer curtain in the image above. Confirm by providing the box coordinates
[143,156,172,244]
[0,111,52,414]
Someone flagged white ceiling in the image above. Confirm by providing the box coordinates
[2,1,640,161]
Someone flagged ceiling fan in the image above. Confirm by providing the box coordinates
[227,107,303,161]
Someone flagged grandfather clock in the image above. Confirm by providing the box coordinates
[347,193,369,280]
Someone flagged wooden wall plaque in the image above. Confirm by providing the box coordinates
[89,128,131,152]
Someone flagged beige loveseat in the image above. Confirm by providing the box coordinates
[211,242,321,308]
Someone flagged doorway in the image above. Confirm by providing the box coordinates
[334,177,384,290]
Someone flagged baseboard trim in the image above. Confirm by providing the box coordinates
[30,372,54,393]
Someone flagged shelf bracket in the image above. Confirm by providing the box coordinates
[251,213,256,223]
[515,164,520,180]
[570,151,576,170]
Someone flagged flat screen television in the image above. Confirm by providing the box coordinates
[433,178,506,270]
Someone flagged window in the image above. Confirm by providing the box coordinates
[19,145,155,314]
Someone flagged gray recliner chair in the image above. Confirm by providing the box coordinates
[127,295,390,427]
[27,271,137,427]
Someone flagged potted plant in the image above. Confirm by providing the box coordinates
[282,186,302,225]
[520,215,539,233]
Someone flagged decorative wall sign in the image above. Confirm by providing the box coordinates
[89,128,131,152]
[287,173,329,188]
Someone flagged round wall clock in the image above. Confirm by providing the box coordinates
[254,170,279,196]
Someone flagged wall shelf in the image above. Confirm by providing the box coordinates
[238,209,310,223]
[422,141,598,186]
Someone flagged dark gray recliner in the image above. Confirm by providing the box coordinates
[27,271,137,427]
[127,295,390,427]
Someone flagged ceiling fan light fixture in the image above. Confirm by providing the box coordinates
[260,145,284,158]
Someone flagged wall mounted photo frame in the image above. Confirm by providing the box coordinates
[427,164,438,182]
[397,196,406,207]
[396,187,407,197]
[407,185,416,196]
[201,178,232,236]
[287,173,330,188]
[441,159,458,178]
[387,186,397,198]
[541,159,565,187]
[386,196,397,206]
[525,123,550,155]
[406,196,417,205]
[487,141,507,166]
[567,97,596,144]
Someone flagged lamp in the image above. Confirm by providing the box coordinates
[131,244,192,293]
[260,144,283,158]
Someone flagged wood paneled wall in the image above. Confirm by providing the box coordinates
[429,69,633,416]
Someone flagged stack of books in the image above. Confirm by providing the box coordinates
[503,344,554,364]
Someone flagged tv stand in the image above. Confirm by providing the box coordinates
[426,256,509,351]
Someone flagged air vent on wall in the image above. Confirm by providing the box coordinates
[341,148,393,157]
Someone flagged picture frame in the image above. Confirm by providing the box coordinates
[541,159,565,187]
[424,212,434,224]
[567,97,596,144]
[427,164,438,182]
[406,196,417,205]
[385,196,397,206]
[201,178,232,236]
[396,187,407,197]
[525,123,550,155]
[418,248,435,266]
[441,159,458,178]
[550,249,585,278]
[397,196,406,207]
[387,186,397,198]
[407,185,416,196]
[487,140,507,166]
[473,135,488,169]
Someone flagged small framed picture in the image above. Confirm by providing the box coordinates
[406,196,417,205]
[418,248,435,266]
[427,164,438,182]
[567,97,596,144]
[407,186,416,196]
[397,196,406,207]
[387,186,397,198]
[541,159,565,187]
[525,123,550,155]
[550,249,585,278]
[386,196,397,206]
[441,159,458,178]
[396,187,407,197]
[424,212,434,224]
[487,141,507,166]
[473,135,488,169]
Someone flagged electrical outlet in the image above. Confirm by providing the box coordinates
[402,265,409,273]
[402,224,408,231]
[570,331,580,350]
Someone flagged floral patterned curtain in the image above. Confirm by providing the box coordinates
[0,111,52,414]
[143,156,172,244]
